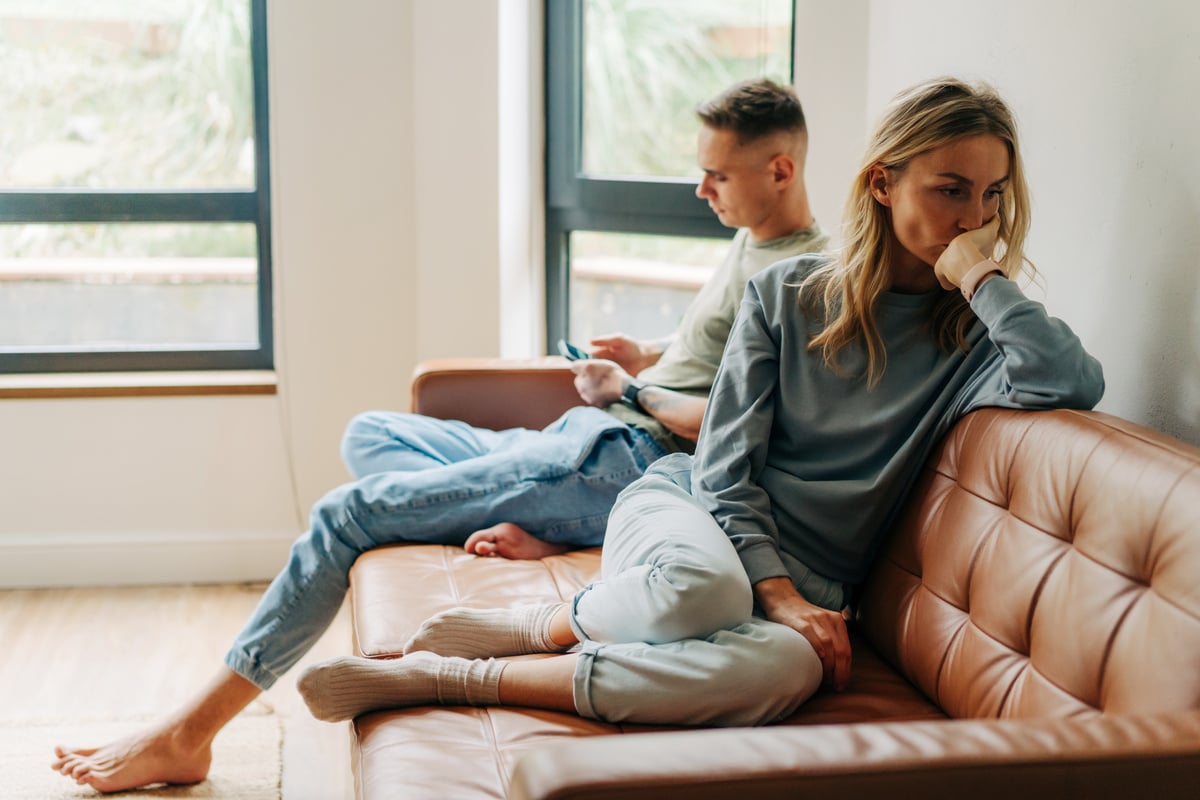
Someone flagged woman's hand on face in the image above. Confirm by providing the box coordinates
[934,215,1001,290]
[756,577,852,691]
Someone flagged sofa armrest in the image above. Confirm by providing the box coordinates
[410,357,581,431]
[508,711,1200,800]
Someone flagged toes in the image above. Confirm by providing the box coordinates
[54,755,83,776]
[55,744,96,758]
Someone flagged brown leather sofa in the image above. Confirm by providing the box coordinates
[346,358,1200,800]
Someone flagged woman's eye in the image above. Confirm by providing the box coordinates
[985,189,1004,200]
[939,187,965,198]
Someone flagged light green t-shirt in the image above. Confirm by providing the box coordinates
[606,222,829,453]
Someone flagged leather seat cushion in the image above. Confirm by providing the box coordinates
[349,544,944,799]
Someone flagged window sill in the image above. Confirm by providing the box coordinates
[0,371,277,399]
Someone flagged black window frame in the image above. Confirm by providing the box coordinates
[0,0,273,374]
[544,0,796,349]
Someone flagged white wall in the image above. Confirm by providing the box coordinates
[0,394,299,585]
[792,0,869,240]
[860,0,1200,447]
[0,0,1196,588]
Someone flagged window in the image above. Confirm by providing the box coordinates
[0,0,271,373]
[545,0,794,346]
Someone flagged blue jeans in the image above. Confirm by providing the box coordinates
[226,406,667,689]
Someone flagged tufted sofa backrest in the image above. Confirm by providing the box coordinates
[858,408,1200,720]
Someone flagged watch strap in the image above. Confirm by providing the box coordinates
[620,378,648,412]
[960,258,1004,302]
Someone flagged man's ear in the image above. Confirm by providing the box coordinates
[769,153,796,187]
[867,165,892,207]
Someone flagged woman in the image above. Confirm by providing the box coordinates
[296,77,1104,727]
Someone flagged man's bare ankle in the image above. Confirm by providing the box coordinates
[154,717,216,756]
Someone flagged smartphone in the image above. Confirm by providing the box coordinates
[556,339,590,361]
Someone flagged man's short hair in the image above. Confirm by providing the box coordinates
[696,78,807,143]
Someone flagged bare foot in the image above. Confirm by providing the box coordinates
[464,522,573,560]
[51,723,211,793]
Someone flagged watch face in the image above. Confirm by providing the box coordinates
[623,380,645,410]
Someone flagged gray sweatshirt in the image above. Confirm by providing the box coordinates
[691,254,1104,586]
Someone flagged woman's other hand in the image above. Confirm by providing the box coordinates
[755,576,852,691]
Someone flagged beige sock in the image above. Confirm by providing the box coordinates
[296,651,505,722]
[404,602,569,658]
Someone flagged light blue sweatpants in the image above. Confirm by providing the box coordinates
[568,454,826,727]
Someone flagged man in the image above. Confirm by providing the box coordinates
[51,78,828,793]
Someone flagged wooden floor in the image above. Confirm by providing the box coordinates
[0,582,355,800]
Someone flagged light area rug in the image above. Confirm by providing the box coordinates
[0,710,281,800]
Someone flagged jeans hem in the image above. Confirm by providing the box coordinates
[224,649,278,691]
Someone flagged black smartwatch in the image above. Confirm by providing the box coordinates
[620,378,648,412]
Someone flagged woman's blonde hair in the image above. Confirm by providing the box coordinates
[802,77,1033,387]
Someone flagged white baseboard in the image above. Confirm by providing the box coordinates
[0,530,298,589]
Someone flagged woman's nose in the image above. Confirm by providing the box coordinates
[959,198,986,231]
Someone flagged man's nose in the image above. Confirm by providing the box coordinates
[695,177,712,199]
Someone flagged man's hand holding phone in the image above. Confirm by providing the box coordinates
[569,358,630,407]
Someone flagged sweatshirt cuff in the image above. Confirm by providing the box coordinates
[968,273,1026,324]
[738,541,792,586]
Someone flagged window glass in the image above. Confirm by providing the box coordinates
[581,0,792,178]
[0,0,268,372]
[0,0,254,190]
[0,223,258,350]
[569,231,729,342]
